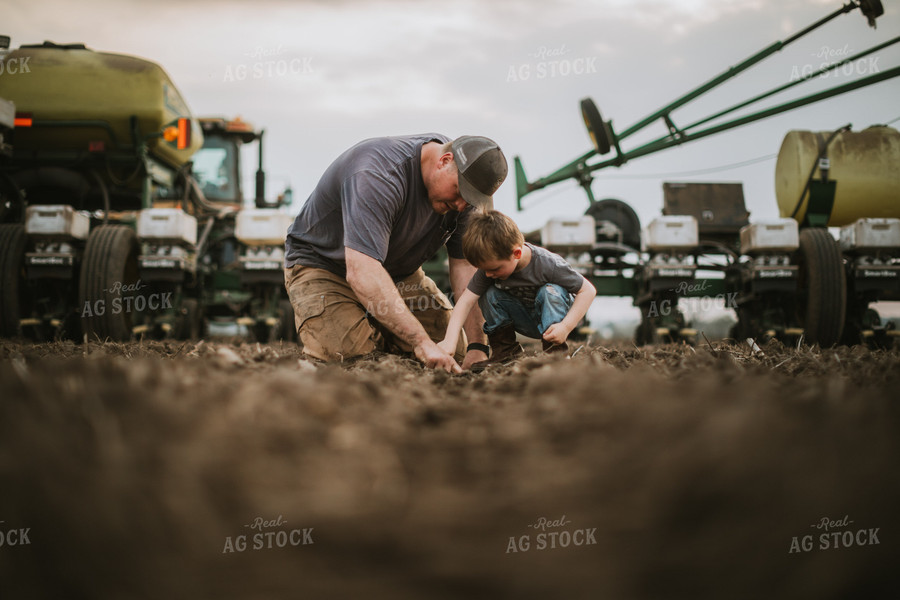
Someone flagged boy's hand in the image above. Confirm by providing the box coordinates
[542,322,571,346]
[436,338,457,357]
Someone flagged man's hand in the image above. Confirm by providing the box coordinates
[542,322,572,346]
[461,349,488,370]
[416,339,462,373]
[346,248,457,371]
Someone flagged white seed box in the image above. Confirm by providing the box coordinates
[740,219,799,254]
[840,218,900,251]
[643,216,698,251]
[25,205,90,240]
[541,216,596,250]
[137,208,197,246]
[236,209,294,246]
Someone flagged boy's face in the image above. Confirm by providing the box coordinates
[477,246,522,280]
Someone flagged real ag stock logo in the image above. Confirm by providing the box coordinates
[645,280,738,318]
[789,44,881,82]
[506,515,598,554]
[222,515,314,554]
[223,45,314,82]
[788,515,881,554]
[506,44,598,83]
[80,279,173,317]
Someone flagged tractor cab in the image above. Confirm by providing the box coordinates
[194,117,262,207]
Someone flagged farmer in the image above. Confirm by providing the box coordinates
[283,134,508,373]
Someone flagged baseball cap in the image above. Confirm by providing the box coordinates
[450,135,508,211]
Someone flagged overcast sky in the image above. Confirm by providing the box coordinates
[4,0,899,235]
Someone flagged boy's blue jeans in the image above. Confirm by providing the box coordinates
[478,283,573,338]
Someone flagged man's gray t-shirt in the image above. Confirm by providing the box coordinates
[467,243,585,307]
[284,134,465,280]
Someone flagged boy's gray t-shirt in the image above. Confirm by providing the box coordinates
[467,243,585,306]
[284,134,465,280]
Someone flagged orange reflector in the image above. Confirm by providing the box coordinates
[163,126,179,143]
[177,118,190,150]
[14,116,33,127]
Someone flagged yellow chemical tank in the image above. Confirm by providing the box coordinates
[775,126,900,227]
[0,43,202,169]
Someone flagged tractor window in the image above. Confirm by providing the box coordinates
[193,137,239,202]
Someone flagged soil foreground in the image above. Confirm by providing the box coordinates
[1,339,898,599]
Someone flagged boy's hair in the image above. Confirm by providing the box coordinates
[462,210,525,266]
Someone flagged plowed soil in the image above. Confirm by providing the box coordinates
[1,339,898,599]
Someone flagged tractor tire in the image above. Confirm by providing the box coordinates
[0,224,28,337]
[278,299,297,342]
[586,198,642,250]
[796,227,845,347]
[634,321,654,346]
[580,97,612,155]
[634,304,660,346]
[731,305,763,344]
[79,224,140,342]
[173,298,201,340]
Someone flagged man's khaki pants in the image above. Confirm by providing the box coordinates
[284,265,466,362]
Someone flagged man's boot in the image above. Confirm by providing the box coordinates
[542,339,569,354]
[470,325,524,372]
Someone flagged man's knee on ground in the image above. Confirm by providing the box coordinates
[291,293,381,361]
[298,312,381,361]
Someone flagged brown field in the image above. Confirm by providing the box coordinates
[1,339,899,599]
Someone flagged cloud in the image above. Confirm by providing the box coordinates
[3,0,897,232]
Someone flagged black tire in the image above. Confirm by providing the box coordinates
[79,224,140,341]
[0,172,25,224]
[842,305,892,349]
[634,303,660,346]
[730,305,757,343]
[795,228,845,347]
[278,299,297,342]
[173,298,201,340]
[568,315,589,342]
[580,97,612,155]
[634,321,653,346]
[0,224,28,337]
[635,319,672,346]
[586,198,642,250]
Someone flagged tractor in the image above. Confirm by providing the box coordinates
[0,38,296,343]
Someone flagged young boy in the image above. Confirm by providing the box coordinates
[438,210,596,370]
